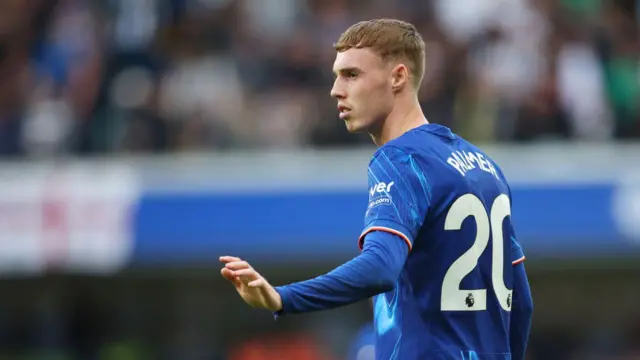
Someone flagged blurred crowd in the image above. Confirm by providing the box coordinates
[0,0,638,158]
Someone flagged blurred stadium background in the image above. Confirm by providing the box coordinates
[0,0,638,359]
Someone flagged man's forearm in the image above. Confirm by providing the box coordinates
[274,231,408,315]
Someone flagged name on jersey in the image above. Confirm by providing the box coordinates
[446,151,499,179]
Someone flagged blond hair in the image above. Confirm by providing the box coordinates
[334,19,426,89]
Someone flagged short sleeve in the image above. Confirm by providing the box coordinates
[358,146,432,252]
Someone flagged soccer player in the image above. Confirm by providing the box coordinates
[220,19,533,360]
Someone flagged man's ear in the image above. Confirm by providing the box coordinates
[390,63,409,92]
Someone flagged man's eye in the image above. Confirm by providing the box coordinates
[347,72,358,78]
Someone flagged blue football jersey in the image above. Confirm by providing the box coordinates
[359,124,526,360]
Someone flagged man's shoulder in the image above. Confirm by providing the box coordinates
[370,143,410,162]
[369,134,435,165]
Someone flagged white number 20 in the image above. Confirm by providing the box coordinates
[441,193,512,312]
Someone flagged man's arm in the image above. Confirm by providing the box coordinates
[275,230,408,315]
[275,146,429,315]
[510,262,533,360]
[221,146,427,314]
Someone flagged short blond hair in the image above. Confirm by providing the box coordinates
[334,19,426,89]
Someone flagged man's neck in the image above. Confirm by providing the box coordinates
[371,95,428,147]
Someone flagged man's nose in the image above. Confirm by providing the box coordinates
[330,79,345,99]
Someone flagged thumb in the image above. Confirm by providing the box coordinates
[248,278,266,288]
[221,267,242,287]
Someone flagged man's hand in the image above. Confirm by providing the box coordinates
[219,256,283,312]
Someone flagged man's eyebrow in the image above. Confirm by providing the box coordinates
[333,67,362,77]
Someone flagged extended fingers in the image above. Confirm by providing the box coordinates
[220,267,241,286]
[220,267,235,279]
[230,268,257,278]
[220,257,262,287]
[224,261,251,271]
[219,256,241,263]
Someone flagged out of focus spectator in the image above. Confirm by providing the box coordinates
[0,0,636,153]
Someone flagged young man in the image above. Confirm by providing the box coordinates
[220,19,533,360]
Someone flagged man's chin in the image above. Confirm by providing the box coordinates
[344,119,365,133]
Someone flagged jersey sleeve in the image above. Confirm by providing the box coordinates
[358,146,432,252]
[511,235,526,265]
[507,191,526,266]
